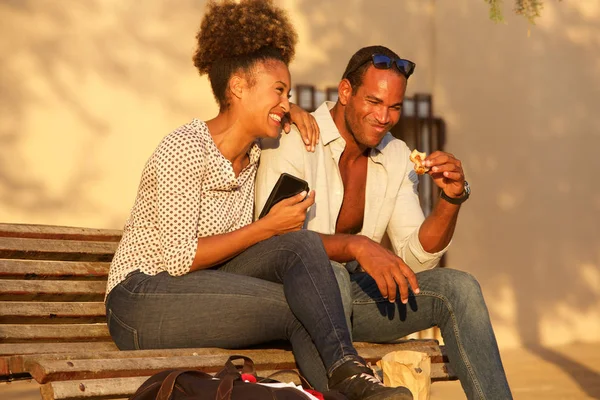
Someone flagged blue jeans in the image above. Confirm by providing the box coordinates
[333,263,513,400]
[105,231,356,390]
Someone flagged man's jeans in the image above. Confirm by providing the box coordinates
[332,261,513,400]
[105,230,356,390]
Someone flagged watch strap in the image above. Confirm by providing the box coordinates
[440,182,470,205]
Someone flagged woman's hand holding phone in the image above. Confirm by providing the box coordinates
[263,190,315,235]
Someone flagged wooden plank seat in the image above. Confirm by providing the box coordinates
[0,223,457,399]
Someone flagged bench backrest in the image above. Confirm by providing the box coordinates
[0,223,121,357]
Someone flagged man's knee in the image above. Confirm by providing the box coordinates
[449,269,482,294]
[421,268,484,301]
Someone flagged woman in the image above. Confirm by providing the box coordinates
[105,1,411,399]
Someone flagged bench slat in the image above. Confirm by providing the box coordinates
[1,343,120,377]
[0,280,106,302]
[10,341,442,363]
[0,237,117,262]
[5,348,297,378]
[28,354,295,384]
[41,376,148,400]
[354,341,446,363]
[431,362,455,382]
[0,260,109,280]
[0,342,118,357]
[0,324,110,343]
[0,223,122,242]
[0,302,106,324]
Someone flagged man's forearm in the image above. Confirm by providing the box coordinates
[319,233,366,262]
[418,199,461,253]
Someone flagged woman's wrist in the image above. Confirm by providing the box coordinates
[251,217,277,241]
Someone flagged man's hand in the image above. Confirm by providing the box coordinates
[350,236,419,303]
[424,151,465,198]
[282,103,320,152]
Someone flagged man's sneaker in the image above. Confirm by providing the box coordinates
[328,359,413,400]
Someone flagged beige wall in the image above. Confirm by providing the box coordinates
[433,1,600,348]
[1,0,598,348]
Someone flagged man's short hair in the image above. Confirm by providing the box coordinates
[341,45,402,94]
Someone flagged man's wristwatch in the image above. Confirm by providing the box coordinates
[440,181,470,205]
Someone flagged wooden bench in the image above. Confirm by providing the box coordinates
[0,223,456,399]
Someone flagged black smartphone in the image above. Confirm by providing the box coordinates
[258,173,309,219]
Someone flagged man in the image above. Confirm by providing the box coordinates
[256,46,512,399]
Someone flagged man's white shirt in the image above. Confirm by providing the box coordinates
[255,102,448,272]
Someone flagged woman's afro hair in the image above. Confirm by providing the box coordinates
[193,0,298,75]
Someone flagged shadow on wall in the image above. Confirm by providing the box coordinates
[438,1,600,338]
[0,0,208,223]
[430,1,600,396]
[287,0,434,91]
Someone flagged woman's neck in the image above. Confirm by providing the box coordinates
[206,112,256,166]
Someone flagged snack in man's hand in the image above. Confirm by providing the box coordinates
[409,149,430,175]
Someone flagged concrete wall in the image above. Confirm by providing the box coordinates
[433,1,600,348]
[1,0,598,348]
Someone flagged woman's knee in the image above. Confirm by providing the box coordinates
[280,229,321,244]
[273,231,334,282]
[276,230,326,255]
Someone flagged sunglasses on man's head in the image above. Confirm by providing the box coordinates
[344,53,416,80]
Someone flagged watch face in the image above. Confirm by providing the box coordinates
[464,181,471,195]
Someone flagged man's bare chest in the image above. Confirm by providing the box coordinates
[335,157,367,234]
